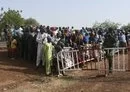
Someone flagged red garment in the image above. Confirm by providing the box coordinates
[8,48,12,57]
[11,48,17,58]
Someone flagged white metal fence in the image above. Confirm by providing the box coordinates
[57,46,129,76]
[0,42,7,52]
[57,46,104,76]
[103,47,128,72]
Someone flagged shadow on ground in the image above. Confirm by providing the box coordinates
[0,51,46,76]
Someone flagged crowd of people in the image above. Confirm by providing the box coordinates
[1,25,130,75]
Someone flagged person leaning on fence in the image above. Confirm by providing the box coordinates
[43,36,54,76]
[53,39,65,74]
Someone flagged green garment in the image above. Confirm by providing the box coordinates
[103,32,117,73]
[43,43,54,75]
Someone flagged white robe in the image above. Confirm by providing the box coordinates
[36,32,48,66]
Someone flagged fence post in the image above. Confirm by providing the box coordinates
[128,46,130,71]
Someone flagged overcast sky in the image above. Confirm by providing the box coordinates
[1,0,130,28]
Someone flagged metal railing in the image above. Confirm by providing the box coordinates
[0,42,7,52]
[57,46,104,76]
[103,47,128,72]
[57,46,129,76]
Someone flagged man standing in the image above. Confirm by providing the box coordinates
[28,27,35,61]
[36,28,44,68]
[36,26,48,69]
[103,28,117,73]
[21,27,30,60]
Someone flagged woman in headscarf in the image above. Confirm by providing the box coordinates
[43,36,54,75]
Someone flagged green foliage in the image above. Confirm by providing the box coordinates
[121,23,130,32]
[0,9,24,31]
[24,18,39,27]
[93,20,120,30]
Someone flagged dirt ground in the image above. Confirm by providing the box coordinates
[0,50,130,92]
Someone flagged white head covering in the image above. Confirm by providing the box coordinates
[37,29,40,32]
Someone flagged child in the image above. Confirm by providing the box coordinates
[11,36,17,59]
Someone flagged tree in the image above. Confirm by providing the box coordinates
[0,7,4,24]
[121,23,130,32]
[0,9,24,32]
[93,20,120,30]
[24,18,39,26]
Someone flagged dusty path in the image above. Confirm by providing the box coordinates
[0,42,130,92]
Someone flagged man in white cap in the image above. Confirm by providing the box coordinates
[36,27,44,69]
[36,26,49,69]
